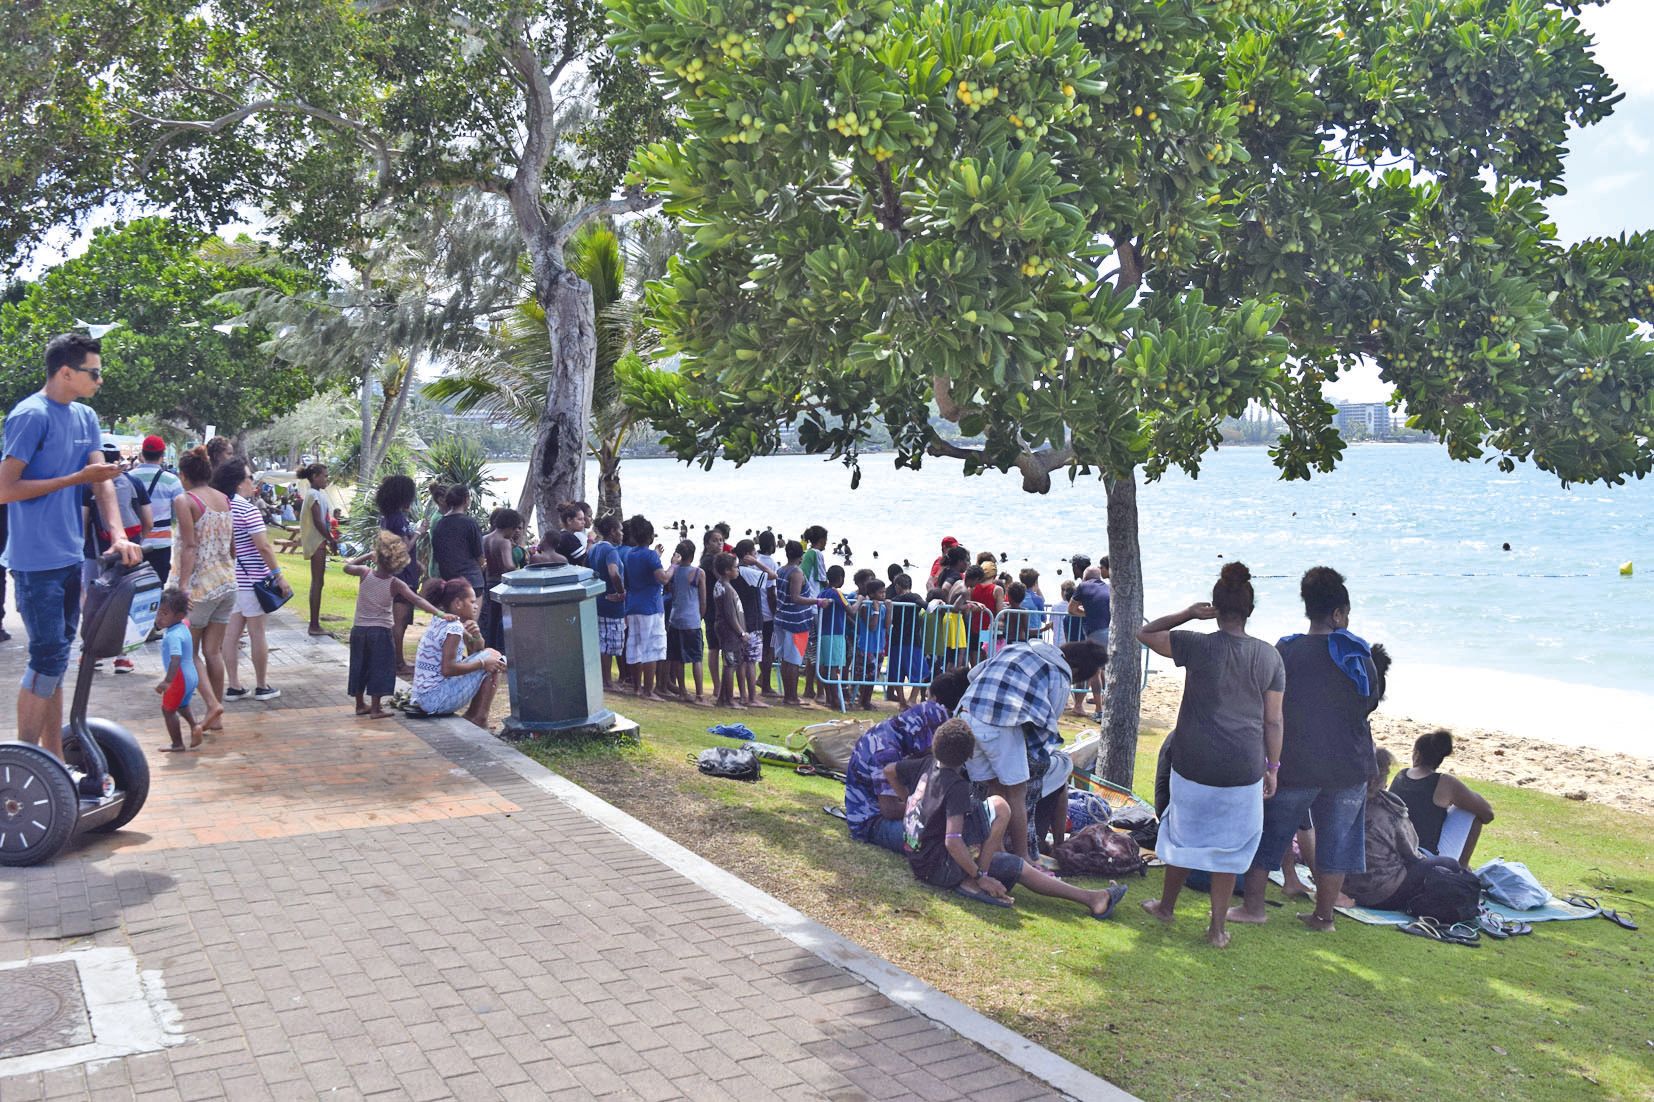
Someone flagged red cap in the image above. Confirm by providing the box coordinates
[141,434,166,455]
[940,536,959,548]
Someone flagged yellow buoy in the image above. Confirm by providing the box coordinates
[1620,562,1634,576]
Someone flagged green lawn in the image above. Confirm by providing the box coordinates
[519,698,1653,1102]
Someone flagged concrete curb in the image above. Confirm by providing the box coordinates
[429,713,1141,1102]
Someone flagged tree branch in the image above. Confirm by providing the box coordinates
[127,99,392,192]
[875,160,905,235]
[1112,230,1142,291]
[506,15,559,241]
[550,190,659,254]
[925,436,1075,493]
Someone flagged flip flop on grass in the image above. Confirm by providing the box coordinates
[954,884,1014,908]
[1091,883,1129,921]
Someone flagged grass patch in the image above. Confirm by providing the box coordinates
[520,697,1653,1102]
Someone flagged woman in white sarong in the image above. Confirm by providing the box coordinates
[1136,563,1285,947]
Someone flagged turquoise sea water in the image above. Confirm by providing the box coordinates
[490,446,1653,756]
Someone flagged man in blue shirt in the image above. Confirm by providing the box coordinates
[1072,559,1112,717]
[0,333,142,758]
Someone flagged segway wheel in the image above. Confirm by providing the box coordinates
[0,743,79,866]
[63,720,150,834]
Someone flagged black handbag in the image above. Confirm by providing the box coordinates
[252,570,291,614]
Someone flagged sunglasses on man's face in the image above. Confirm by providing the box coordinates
[70,365,103,381]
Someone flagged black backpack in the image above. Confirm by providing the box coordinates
[694,746,761,782]
[1407,862,1482,924]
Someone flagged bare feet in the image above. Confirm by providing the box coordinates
[188,726,203,749]
[1206,927,1232,948]
[1297,912,1336,933]
[307,626,331,637]
[1140,899,1176,925]
[645,692,668,702]
[747,700,772,709]
[159,743,188,753]
[364,709,393,720]
[203,705,224,731]
[355,705,371,715]
[1225,905,1269,925]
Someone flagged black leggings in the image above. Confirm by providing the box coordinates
[1375,855,1464,912]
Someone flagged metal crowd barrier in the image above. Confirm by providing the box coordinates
[809,599,1150,712]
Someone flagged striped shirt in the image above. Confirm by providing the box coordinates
[231,495,268,588]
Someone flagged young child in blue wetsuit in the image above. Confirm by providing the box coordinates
[818,565,850,710]
[153,589,202,751]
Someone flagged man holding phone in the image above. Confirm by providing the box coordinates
[0,333,142,758]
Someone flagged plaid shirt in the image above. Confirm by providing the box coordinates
[957,641,1072,734]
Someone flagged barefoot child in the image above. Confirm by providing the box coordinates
[665,539,707,703]
[711,553,747,708]
[818,565,851,710]
[883,718,1128,919]
[851,577,891,711]
[346,531,455,718]
[154,589,203,751]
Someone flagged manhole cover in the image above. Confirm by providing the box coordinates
[0,961,92,1059]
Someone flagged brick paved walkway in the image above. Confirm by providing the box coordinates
[0,612,1129,1100]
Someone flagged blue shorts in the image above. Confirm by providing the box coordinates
[12,565,82,697]
[888,645,928,684]
[1254,782,1368,874]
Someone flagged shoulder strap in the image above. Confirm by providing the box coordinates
[145,466,167,495]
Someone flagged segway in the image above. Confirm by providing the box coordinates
[0,554,158,866]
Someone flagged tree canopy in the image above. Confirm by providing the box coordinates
[609,0,1654,780]
[0,217,320,433]
[612,0,1652,489]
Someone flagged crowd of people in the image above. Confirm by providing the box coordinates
[832,558,1497,940]
[2,332,1498,942]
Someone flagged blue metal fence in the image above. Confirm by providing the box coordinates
[809,600,1149,712]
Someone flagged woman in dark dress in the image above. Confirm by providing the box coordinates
[375,475,422,678]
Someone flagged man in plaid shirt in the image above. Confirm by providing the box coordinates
[956,640,1108,858]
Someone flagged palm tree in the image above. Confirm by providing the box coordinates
[425,219,668,525]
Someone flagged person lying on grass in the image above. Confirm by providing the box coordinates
[883,718,1128,919]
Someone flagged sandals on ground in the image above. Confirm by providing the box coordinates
[1478,909,1532,939]
[1564,895,1639,930]
[1398,916,1481,947]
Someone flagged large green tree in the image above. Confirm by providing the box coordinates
[0,217,319,434]
[609,0,1654,783]
[1,0,672,524]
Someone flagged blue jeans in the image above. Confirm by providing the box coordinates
[12,564,82,696]
[1253,782,1369,875]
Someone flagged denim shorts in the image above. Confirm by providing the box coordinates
[1253,781,1368,874]
[12,565,82,696]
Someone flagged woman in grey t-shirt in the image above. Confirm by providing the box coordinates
[1135,563,1285,948]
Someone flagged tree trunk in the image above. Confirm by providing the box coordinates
[596,439,623,520]
[1100,472,1145,788]
[365,353,418,482]
[528,248,597,530]
[358,354,376,485]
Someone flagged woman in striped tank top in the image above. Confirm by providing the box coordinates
[170,446,237,731]
[213,458,291,703]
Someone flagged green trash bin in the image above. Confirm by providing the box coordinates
[494,562,616,737]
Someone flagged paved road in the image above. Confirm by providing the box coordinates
[0,612,1110,1100]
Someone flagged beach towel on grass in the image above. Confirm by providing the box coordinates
[1266,868,1602,926]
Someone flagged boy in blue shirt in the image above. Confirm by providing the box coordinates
[154,589,203,751]
[0,334,141,758]
[817,564,850,710]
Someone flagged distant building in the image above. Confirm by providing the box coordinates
[1334,402,1391,439]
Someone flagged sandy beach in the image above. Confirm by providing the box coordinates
[1137,671,1654,819]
